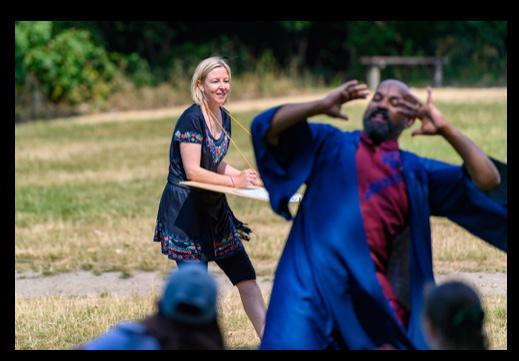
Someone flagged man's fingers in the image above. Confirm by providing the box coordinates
[343,80,359,91]
[403,92,421,105]
[401,96,428,119]
[397,101,421,118]
[341,84,370,101]
[411,128,424,137]
[357,90,371,99]
[426,87,432,105]
[335,112,349,121]
[397,99,420,111]
[352,85,370,99]
[398,109,418,119]
[352,84,369,92]
[396,99,421,119]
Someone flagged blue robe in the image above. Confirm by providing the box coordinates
[81,322,160,350]
[250,106,507,350]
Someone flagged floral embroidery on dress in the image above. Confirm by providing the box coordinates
[154,222,202,260]
[204,135,229,164]
[154,221,243,260]
[174,130,203,144]
[214,229,242,258]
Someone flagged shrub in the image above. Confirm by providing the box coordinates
[16,22,117,105]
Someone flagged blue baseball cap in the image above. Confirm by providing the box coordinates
[159,263,218,325]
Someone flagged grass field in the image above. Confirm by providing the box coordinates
[15,88,507,349]
[13,290,508,350]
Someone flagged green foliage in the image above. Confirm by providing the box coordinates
[280,21,311,33]
[111,52,153,87]
[15,21,507,122]
[18,21,507,90]
[16,21,117,105]
[434,21,507,85]
[15,21,53,85]
[347,21,507,86]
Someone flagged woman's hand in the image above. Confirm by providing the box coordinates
[232,169,259,188]
[253,176,264,187]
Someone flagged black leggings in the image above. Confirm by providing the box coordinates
[176,249,256,285]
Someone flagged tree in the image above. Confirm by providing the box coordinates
[16,21,117,105]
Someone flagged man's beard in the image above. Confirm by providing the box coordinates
[363,107,403,144]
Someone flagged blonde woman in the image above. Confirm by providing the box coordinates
[153,56,266,338]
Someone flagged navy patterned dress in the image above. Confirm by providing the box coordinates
[153,104,251,262]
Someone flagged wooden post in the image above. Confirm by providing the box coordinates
[433,60,443,87]
[360,56,447,88]
[367,65,380,90]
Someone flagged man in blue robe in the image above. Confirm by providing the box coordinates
[250,79,506,350]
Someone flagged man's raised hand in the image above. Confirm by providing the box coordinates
[321,80,370,120]
[410,87,449,137]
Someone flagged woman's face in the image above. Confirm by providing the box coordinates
[200,66,230,107]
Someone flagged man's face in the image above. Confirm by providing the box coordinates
[362,81,413,143]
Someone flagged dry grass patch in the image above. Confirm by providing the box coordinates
[431,217,506,273]
[15,287,271,350]
[15,287,503,350]
[15,293,158,350]
[483,293,507,350]
[408,87,506,103]
[16,217,172,275]
[218,290,263,349]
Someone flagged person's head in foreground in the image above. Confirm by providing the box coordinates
[153,262,224,349]
[80,262,224,350]
[422,280,488,350]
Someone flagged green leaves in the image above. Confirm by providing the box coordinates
[16,22,117,105]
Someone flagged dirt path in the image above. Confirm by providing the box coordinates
[46,88,506,126]
[15,268,506,299]
[48,92,331,125]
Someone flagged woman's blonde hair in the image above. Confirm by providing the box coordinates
[191,56,232,105]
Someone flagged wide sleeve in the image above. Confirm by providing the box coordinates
[484,157,507,207]
[250,105,336,220]
[423,157,507,251]
[173,111,204,145]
